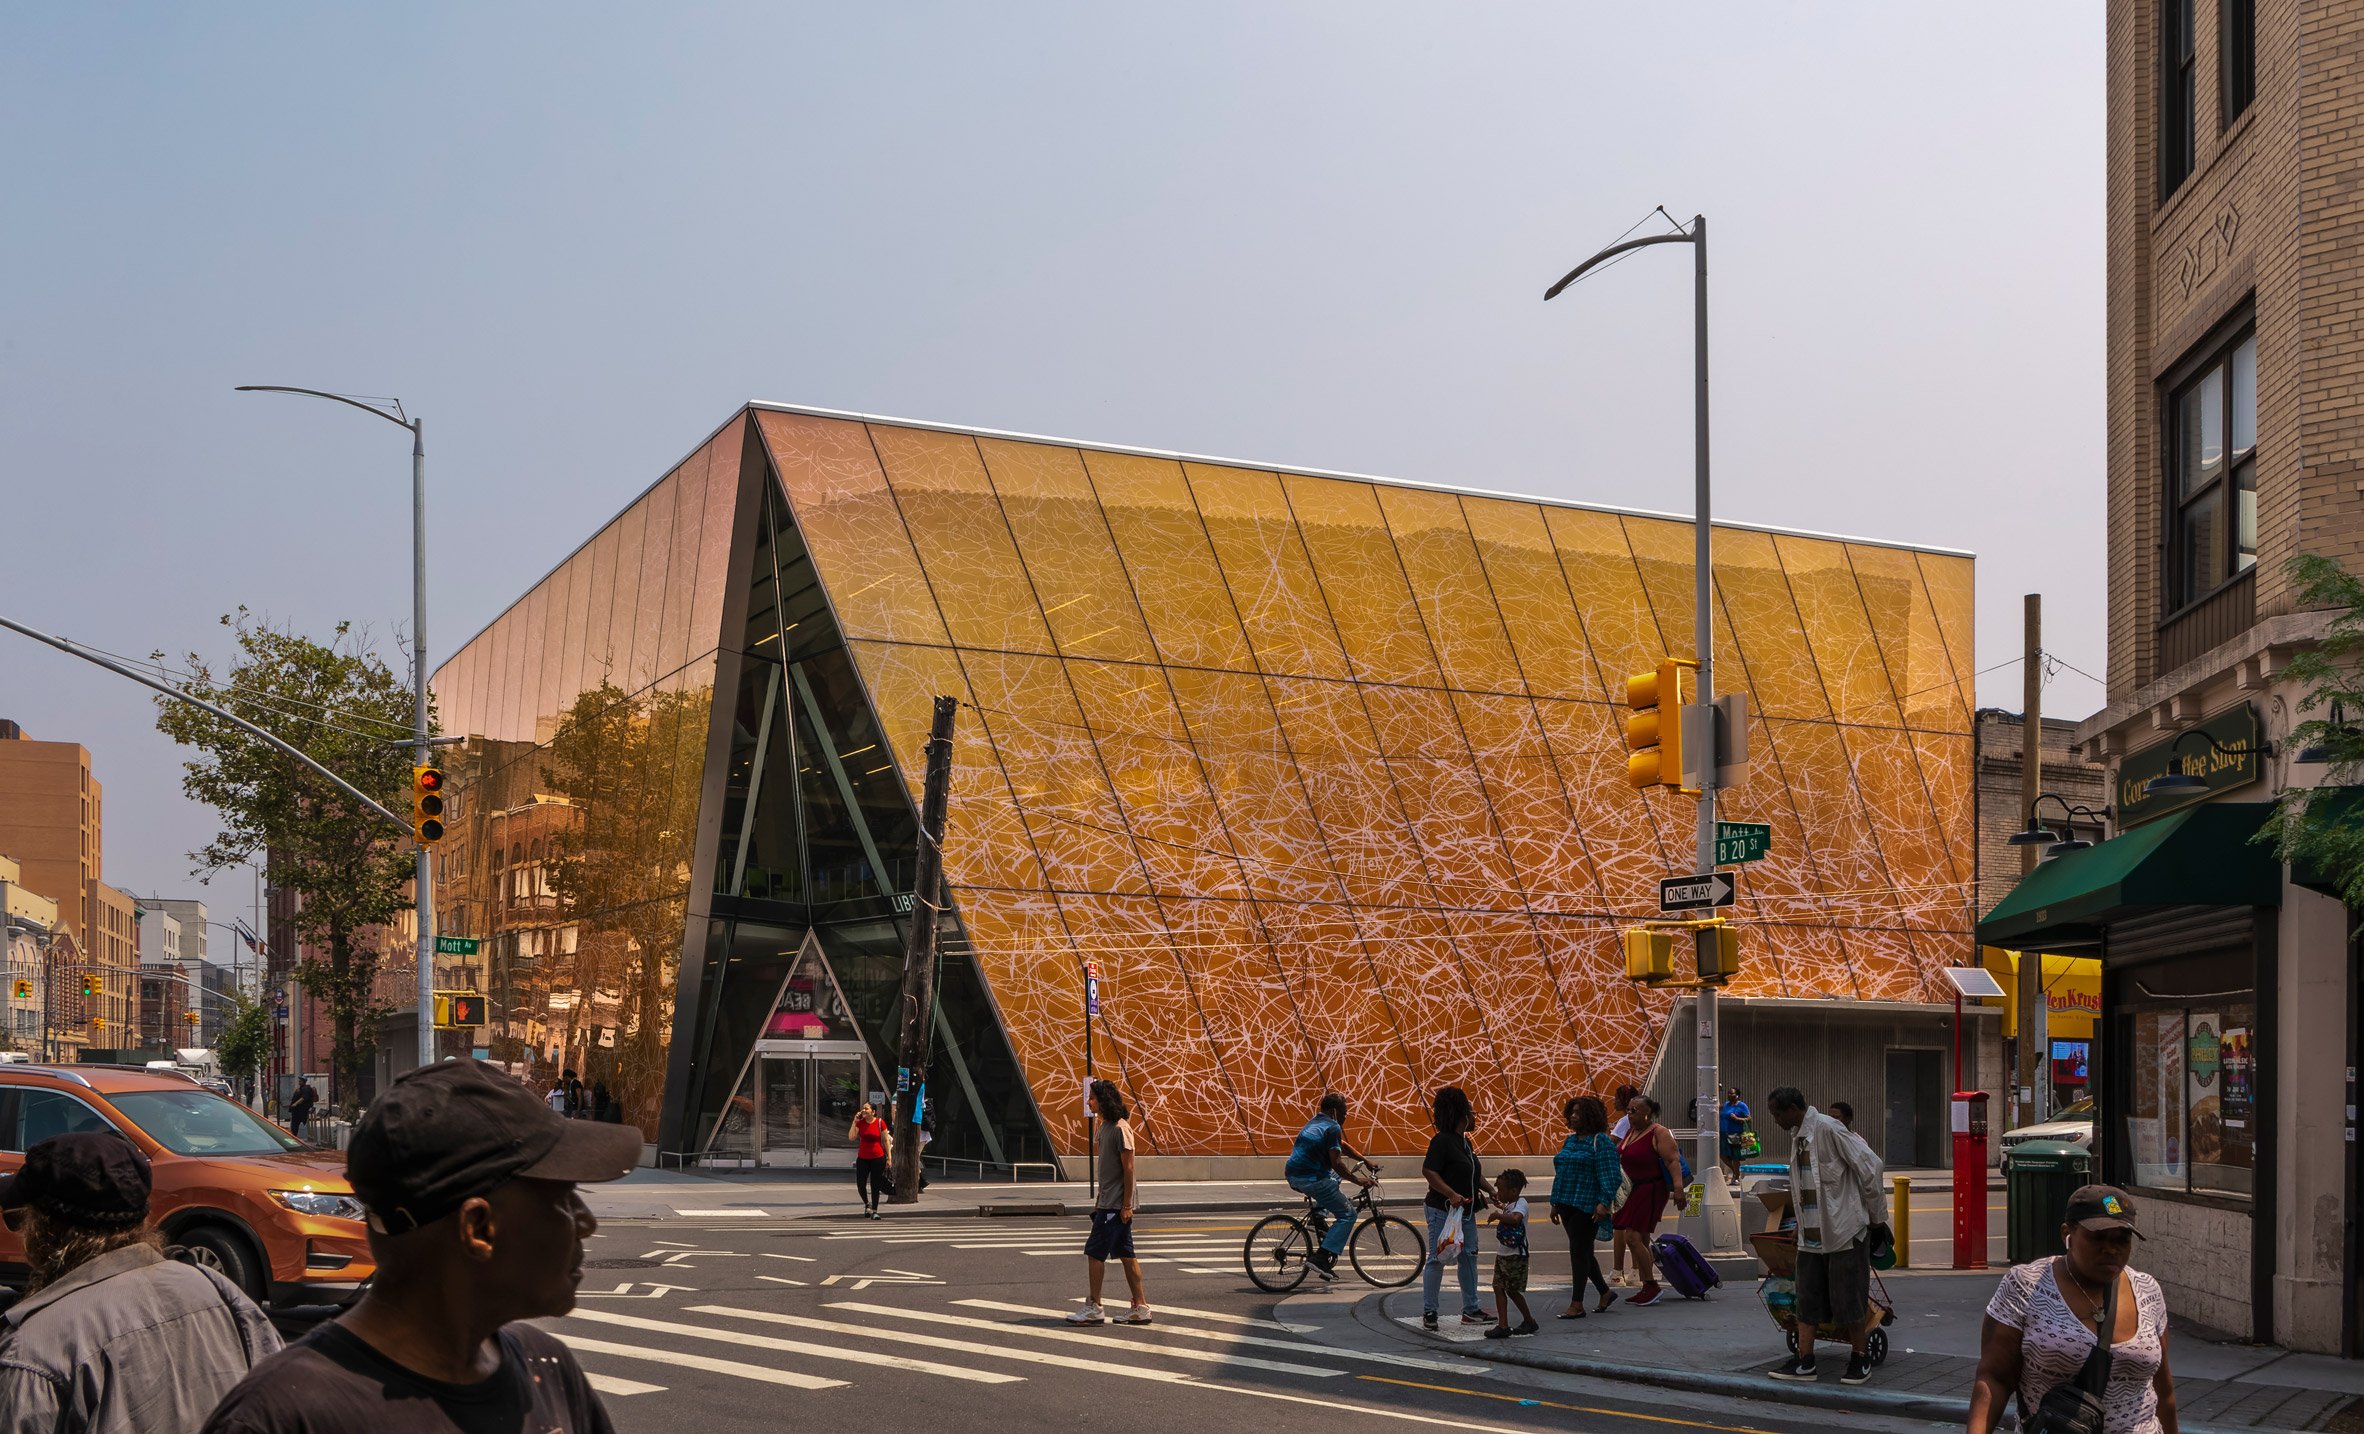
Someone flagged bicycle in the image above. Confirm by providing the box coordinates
[1244,1167,1426,1292]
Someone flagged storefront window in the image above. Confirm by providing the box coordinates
[2123,1000,2255,1198]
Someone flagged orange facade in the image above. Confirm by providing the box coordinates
[752,408,1975,1157]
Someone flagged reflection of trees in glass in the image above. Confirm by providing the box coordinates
[539,679,709,1127]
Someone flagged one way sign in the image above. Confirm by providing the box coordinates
[1659,873,1736,912]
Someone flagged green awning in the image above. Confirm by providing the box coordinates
[1976,801,2281,951]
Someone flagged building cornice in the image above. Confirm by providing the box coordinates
[2071,609,2336,757]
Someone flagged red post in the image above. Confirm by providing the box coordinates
[1953,1090,1989,1268]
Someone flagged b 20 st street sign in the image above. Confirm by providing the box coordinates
[1714,821,1771,865]
[1659,873,1737,912]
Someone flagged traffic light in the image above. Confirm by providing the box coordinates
[10,979,29,1000]
[185,1010,201,1026]
[81,974,95,998]
[90,1017,105,1031]
[1623,659,1690,790]
[1623,928,1674,984]
[1697,925,1742,984]
[412,766,447,845]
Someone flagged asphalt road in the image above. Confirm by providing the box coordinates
[542,1208,1963,1434]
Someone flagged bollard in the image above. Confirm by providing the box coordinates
[1892,1174,1911,1269]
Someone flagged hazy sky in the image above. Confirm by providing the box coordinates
[0,6,2105,910]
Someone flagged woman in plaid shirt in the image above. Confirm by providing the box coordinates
[1548,1094,1621,1318]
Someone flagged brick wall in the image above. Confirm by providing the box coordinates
[2142,1193,2256,1337]
[1973,710,2110,914]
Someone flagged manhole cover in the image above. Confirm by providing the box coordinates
[584,1257,660,1269]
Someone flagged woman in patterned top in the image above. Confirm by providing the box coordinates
[1967,1184,2180,1433]
[1548,1095,1619,1318]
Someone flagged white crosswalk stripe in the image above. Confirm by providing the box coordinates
[563,1308,1023,1384]
[683,1305,1209,1385]
[583,1371,667,1396]
[823,1301,1346,1379]
[956,1301,1481,1376]
[554,1333,848,1390]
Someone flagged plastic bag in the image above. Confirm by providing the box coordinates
[1432,1212,1466,1264]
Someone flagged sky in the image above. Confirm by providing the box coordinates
[0,5,2107,910]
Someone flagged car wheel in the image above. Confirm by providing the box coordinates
[174,1224,264,1300]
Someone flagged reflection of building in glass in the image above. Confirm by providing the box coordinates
[433,406,1977,1170]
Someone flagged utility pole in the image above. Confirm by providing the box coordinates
[2017,594,2044,1126]
[889,696,957,1203]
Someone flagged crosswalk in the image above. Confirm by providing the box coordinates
[548,1287,1495,1411]
[808,1218,1264,1275]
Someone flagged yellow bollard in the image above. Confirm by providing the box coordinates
[1892,1174,1911,1269]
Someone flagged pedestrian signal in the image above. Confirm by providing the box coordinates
[1623,928,1674,984]
[412,766,447,845]
[433,989,488,1028]
[1623,659,1695,790]
[1697,925,1741,984]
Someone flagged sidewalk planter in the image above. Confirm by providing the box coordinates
[2004,1140,2091,1264]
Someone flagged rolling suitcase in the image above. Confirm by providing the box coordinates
[1652,1232,1720,1300]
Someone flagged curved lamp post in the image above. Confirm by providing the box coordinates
[235,385,436,1071]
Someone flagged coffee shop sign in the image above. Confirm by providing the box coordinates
[2115,703,2264,826]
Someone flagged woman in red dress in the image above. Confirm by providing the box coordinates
[1612,1095,1682,1306]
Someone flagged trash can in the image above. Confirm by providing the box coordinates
[2006,1140,2093,1264]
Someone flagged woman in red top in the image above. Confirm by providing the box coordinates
[1611,1096,1681,1305]
[850,1102,892,1218]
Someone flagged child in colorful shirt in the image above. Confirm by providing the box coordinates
[1484,1168,1540,1339]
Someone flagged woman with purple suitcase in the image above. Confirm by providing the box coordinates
[1612,1096,1681,1305]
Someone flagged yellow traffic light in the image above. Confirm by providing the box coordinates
[1623,659,1691,790]
[1698,925,1741,984]
[413,766,447,845]
[10,979,29,1000]
[90,1017,106,1031]
[81,974,96,998]
[1623,928,1674,984]
[185,1010,201,1025]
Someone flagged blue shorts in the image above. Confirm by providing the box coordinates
[1085,1209,1136,1261]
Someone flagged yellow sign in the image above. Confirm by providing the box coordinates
[1979,948,2100,1039]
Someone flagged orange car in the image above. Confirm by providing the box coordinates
[0,1064,372,1311]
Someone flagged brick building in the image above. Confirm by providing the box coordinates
[1980,0,2361,1357]
[1973,709,2110,916]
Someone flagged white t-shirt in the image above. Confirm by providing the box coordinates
[545,1088,568,1113]
[1611,1115,1632,1140]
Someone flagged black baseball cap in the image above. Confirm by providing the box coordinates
[346,1059,642,1234]
[2063,1184,2144,1238]
[0,1130,152,1229]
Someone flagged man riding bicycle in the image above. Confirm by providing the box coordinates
[1285,1092,1376,1279]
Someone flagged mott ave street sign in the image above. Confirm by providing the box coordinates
[1714,821,1771,865]
[433,936,481,956]
[1659,873,1737,912]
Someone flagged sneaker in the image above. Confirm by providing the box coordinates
[1308,1249,1338,1282]
[1119,1306,1154,1325]
[1768,1356,1818,1382]
[1461,1310,1496,1325]
[1421,1312,1439,1331]
[1482,1326,1513,1340]
[1511,1320,1540,1337]
[1629,1284,1662,1307]
[1064,1304,1106,1326]
[1840,1352,1871,1386]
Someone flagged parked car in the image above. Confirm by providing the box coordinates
[0,1063,370,1312]
[2000,1096,2097,1167]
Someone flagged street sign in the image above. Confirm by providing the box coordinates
[1083,960,1102,1016]
[1714,821,1771,865]
[1659,873,1736,912]
[433,935,481,956]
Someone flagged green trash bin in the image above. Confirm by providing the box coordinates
[2006,1140,2094,1264]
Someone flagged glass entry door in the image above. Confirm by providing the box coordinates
[752,1040,877,1168]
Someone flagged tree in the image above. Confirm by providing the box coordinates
[2261,554,2364,901]
[156,611,423,1110]
[214,991,273,1103]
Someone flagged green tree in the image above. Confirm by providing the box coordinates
[2261,554,2364,900]
[214,991,273,1102]
[155,611,425,1109]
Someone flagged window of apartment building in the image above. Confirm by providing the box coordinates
[2162,0,2197,197]
[2166,319,2258,608]
[2221,0,2256,128]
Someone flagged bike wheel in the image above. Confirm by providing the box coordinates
[1244,1214,1314,1293]
[1350,1213,1427,1288]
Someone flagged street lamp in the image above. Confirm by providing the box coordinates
[236,385,436,1070]
[2008,793,2112,852]
[1544,210,1740,1252]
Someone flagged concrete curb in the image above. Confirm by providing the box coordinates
[1341,1288,2257,1434]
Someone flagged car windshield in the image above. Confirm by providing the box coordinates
[2058,1098,2098,1120]
[109,1089,306,1156]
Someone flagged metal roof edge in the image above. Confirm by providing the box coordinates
[745,399,1978,559]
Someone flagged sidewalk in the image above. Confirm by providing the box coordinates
[1351,1270,2364,1432]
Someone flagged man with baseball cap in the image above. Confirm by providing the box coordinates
[0,1129,280,1433]
[202,1059,641,1434]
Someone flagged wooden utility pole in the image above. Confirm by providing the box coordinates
[2016,594,2043,1127]
[889,696,957,1203]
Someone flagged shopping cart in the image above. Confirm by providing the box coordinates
[1747,1230,1892,1364]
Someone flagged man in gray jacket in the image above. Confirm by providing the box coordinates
[0,1130,279,1433]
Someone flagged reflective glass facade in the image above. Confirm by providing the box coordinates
[434,404,1975,1165]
